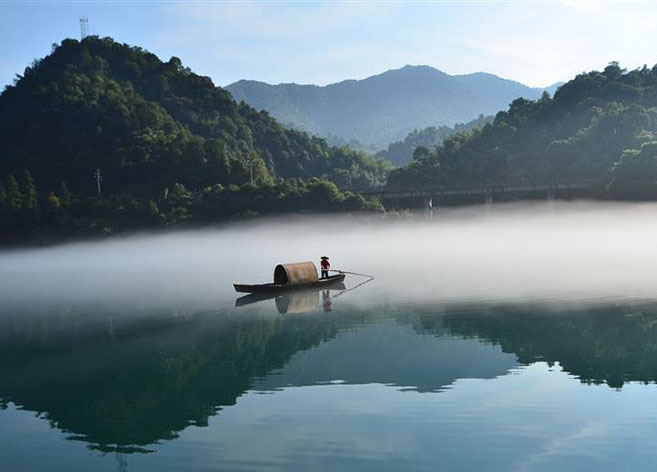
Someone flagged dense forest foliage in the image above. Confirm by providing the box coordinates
[227,66,557,151]
[375,114,493,165]
[387,63,657,196]
[0,37,387,244]
[0,173,382,243]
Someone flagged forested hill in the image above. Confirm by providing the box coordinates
[0,36,389,195]
[0,37,388,244]
[387,62,657,199]
[375,114,493,166]
[226,66,560,151]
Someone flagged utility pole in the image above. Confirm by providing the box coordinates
[94,168,103,196]
[244,154,254,185]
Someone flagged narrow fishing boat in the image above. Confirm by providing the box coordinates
[235,283,347,307]
[233,261,346,294]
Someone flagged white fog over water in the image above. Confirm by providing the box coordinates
[2,201,657,310]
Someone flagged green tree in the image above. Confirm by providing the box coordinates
[608,141,657,199]
[0,184,6,210]
[413,146,432,161]
[59,182,72,207]
[6,175,23,211]
[21,170,38,210]
[47,192,61,209]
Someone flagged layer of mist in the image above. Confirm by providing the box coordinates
[2,201,657,315]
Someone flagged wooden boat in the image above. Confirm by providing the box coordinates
[235,282,346,306]
[234,275,345,294]
[233,261,346,294]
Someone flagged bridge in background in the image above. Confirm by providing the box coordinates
[360,180,601,206]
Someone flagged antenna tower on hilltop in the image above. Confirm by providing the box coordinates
[80,15,89,40]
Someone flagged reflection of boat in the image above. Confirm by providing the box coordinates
[276,291,320,314]
[235,283,346,310]
[235,283,346,307]
[234,262,346,294]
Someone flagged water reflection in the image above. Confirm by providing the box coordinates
[276,290,319,314]
[234,284,346,314]
[441,303,657,388]
[0,301,368,453]
[3,298,657,456]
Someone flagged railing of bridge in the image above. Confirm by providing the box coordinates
[353,179,602,198]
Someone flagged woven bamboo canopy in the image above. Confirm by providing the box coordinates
[274,261,318,285]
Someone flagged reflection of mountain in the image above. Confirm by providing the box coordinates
[0,305,364,453]
[4,299,657,454]
[440,303,657,389]
[0,301,514,453]
[254,317,517,392]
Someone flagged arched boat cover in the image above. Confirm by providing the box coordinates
[274,261,318,285]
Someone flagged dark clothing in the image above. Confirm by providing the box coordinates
[321,270,329,279]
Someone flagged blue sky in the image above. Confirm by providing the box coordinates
[2,1,657,90]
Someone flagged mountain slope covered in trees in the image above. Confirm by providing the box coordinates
[0,37,388,244]
[227,66,561,151]
[375,114,493,166]
[387,63,657,199]
[0,37,390,194]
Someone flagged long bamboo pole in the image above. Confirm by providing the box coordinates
[329,269,375,279]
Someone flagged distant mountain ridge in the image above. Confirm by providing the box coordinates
[226,65,563,151]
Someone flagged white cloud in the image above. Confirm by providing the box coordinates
[518,422,611,471]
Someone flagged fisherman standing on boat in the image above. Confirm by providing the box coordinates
[320,256,330,279]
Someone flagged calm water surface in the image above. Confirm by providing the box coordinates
[3,202,657,471]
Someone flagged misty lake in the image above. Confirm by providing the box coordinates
[3,201,657,471]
